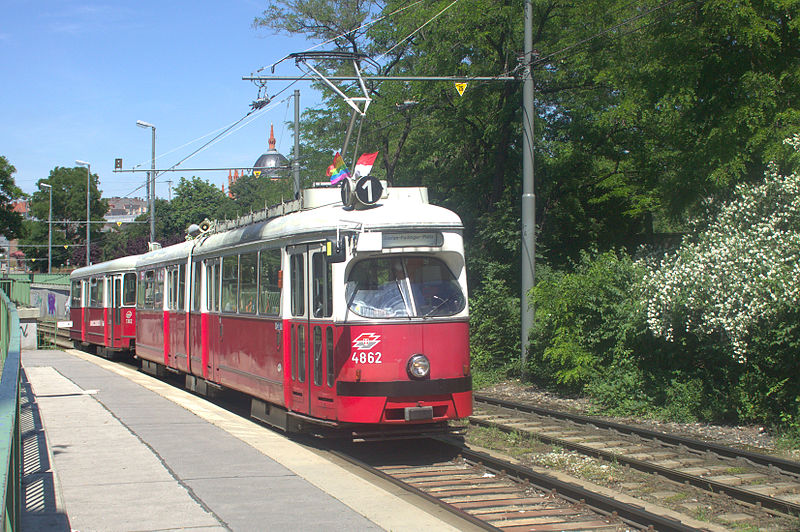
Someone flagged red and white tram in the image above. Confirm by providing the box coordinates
[69,255,139,357]
[126,184,471,438]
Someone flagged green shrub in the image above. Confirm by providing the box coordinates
[527,249,643,391]
[469,272,520,385]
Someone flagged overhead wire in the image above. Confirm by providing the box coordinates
[120,97,289,199]
[374,0,463,62]
[254,0,426,75]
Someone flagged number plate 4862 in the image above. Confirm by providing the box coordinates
[351,352,382,364]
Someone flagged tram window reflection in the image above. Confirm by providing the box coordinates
[259,249,281,316]
[221,255,238,312]
[154,269,164,309]
[312,252,332,318]
[206,259,220,312]
[239,253,257,314]
[71,281,81,308]
[123,273,136,306]
[191,262,201,312]
[346,256,465,318]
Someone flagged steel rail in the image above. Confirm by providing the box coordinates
[455,444,699,532]
[474,394,800,475]
[473,394,800,516]
[327,447,499,531]
[331,439,699,531]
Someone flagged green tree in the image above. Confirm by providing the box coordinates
[0,156,24,240]
[100,177,238,260]
[23,166,107,269]
[229,173,295,215]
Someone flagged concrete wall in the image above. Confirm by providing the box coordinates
[30,285,70,320]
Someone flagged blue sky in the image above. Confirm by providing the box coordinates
[1,0,322,200]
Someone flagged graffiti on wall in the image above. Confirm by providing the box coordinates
[31,288,70,319]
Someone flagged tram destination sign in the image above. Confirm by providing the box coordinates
[383,232,443,248]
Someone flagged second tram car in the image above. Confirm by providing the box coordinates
[69,255,139,357]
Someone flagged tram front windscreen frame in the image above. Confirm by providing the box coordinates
[345,256,465,319]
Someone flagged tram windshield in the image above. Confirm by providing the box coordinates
[346,256,465,319]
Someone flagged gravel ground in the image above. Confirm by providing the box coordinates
[478,379,799,460]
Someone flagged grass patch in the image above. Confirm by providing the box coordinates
[665,492,689,503]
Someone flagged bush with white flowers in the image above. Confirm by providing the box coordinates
[642,135,800,361]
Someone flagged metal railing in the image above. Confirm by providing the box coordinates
[0,290,21,530]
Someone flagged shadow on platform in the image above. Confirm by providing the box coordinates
[20,372,70,532]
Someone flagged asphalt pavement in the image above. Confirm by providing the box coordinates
[20,348,463,532]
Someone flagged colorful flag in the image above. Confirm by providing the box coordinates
[353,152,378,178]
[327,152,351,185]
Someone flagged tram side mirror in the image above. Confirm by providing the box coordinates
[326,237,346,263]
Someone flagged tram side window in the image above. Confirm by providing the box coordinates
[297,324,306,383]
[154,268,164,309]
[290,253,304,317]
[312,252,332,318]
[137,272,145,309]
[192,262,201,312]
[313,326,323,386]
[221,255,238,312]
[206,259,220,312]
[178,264,186,311]
[165,266,185,311]
[326,326,334,388]
[140,270,155,309]
[71,281,82,308]
[167,268,177,310]
[89,277,103,307]
[239,253,257,314]
[259,249,281,316]
[123,273,136,306]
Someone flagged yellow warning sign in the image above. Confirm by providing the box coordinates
[254,170,261,177]
[117,221,122,227]
[455,83,467,96]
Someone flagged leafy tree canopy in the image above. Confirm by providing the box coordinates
[0,155,24,239]
[254,0,800,272]
[23,165,107,269]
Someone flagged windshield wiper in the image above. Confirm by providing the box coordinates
[423,297,452,319]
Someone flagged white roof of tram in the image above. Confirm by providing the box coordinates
[134,186,464,267]
[70,254,142,280]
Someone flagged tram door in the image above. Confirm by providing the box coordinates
[287,244,335,418]
[203,258,221,381]
[111,276,122,348]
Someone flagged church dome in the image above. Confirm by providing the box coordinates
[253,124,289,172]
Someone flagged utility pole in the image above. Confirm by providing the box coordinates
[521,0,536,374]
[293,89,301,199]
[136,120,157,243]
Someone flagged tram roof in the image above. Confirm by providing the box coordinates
[194,195,462,256]
[70,254,141,279]
[134,187,464,267]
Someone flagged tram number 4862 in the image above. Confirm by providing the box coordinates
[351,352,383,364]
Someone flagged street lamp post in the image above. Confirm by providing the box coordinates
[136,120,156,243]
[40,183,52,274]
[75,160,91,265]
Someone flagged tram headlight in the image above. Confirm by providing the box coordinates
[407,354,430,380]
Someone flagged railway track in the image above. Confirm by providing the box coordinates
[330,438,700,531]
[471,394,800,518]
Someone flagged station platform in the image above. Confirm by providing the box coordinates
[20,348,465,532]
